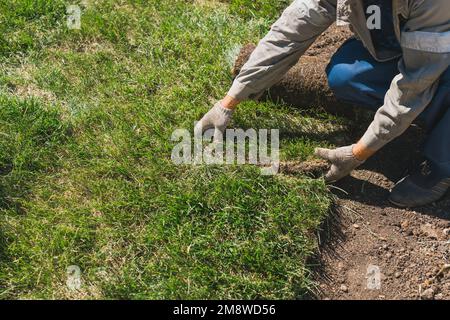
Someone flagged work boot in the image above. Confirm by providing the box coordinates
[389,162,450,208]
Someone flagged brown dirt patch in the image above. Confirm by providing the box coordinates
[279,159,329,178]
[313,128,450,300]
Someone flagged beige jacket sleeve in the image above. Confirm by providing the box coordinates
[227,0,337,100]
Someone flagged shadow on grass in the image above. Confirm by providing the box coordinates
[0,226,10,262]
[305,202,347,300]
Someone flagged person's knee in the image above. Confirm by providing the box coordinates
[326,62,358,97]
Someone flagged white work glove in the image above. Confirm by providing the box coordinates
[314,145,365,183]
[194,101,234,142]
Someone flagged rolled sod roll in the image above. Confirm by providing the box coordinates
[232,25,354,114]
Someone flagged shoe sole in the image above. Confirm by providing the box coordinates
[388,191,449,209]
[388,178,450,209]
[388,197,411,209]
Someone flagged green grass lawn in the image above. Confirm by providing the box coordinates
[0,0,348,299]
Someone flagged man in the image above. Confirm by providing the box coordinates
[195,0,450,208]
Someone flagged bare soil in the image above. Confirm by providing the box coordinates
[282,128,450,300]
[279,159,329,178]
[313,127,450,300]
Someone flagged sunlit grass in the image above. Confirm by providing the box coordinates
[0,0,341,299]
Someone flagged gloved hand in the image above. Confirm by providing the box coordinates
[194,101,234,142]
[314,145,365,183]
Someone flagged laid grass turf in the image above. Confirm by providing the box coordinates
[0,0,350,299]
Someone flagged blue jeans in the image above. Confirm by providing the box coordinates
[326,38,450,177]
